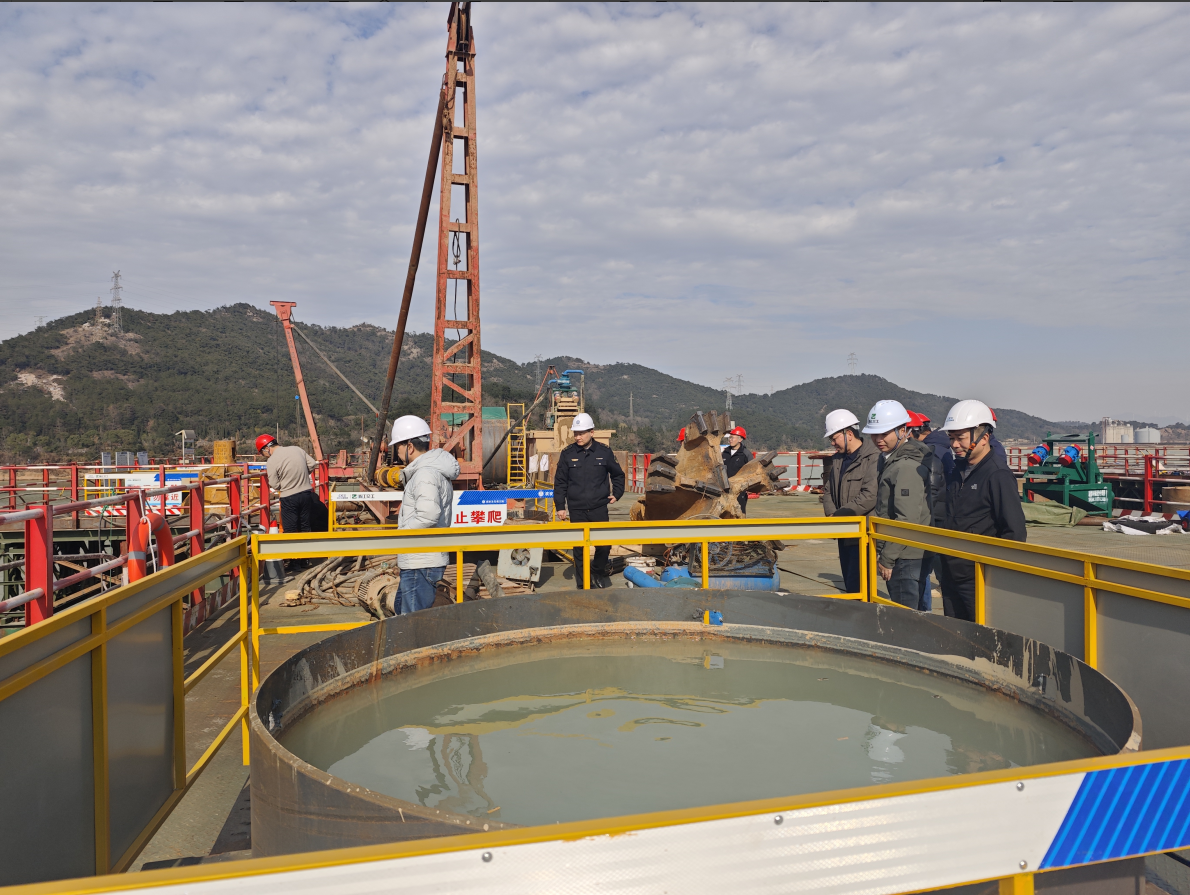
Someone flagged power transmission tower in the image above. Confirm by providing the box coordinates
[110,271,123,333]
[95,297,103,326]
[34,316,46,328]
[629,391,634,424]
[847,352,858,375]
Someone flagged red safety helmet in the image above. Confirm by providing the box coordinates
[255,433,278,453]
[906,411,930,428]
[728,426,747,439]
[677,427,686,442]
[990,408,998,422]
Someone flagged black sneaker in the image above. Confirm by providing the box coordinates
[592,574,613,589]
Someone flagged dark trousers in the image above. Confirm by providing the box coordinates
[918,551,935,612]
[569,504,610,586]
[885,558,922,609]
[280,490,328,534]
[837,538,861,594]
[938,555,977,622]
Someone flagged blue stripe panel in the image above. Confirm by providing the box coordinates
[456,490,552,505]
[1042,759,1190,869]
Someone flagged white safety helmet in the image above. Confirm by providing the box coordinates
[389,415,432,446]
[571,412,595,432]
[862,400,912,434]
[823,409,860,439]
[942,399,996,432]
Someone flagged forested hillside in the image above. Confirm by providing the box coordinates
[0,304,1078,460]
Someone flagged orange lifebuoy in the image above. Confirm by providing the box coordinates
[127,512,177,582]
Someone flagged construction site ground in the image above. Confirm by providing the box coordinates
[135,490,1190,874]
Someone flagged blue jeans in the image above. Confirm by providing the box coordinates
[884,558,922,609]
[918,552,935,612]
[397,566,444,615]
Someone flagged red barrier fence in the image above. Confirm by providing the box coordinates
[0,465,300,630]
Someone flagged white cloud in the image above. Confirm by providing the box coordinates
[1,2,1188,422]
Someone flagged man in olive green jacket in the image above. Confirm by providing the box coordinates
[863,401,933,608]
[822,409,879,593]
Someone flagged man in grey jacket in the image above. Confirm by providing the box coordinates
[390,415,460,615]
[822,409,879,593]
[863,401,932,609]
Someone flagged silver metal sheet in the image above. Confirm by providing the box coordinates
[0,653,95,885]
[107,607,175,861]
[1097,591,1190,749]
[1093,564,1190,602]
[0,616,90,681]
[108,552,237,624]
[871,524,1083,576]
[984,566,1085,659]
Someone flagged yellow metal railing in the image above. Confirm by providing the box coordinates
[506,402,527,487]
[8,514,1190,893]
[869,517,1190,670]
[0,538,250,884]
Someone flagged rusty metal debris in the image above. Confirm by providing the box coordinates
[631,410,787,521]
[283,555,402,616]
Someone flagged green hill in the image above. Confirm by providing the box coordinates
[0,304,1079,460]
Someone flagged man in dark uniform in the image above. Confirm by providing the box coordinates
[722,425,751,515]
[554,413,625,589]
[938,399,1027,622]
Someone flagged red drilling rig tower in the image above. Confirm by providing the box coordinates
[429,2,484,488]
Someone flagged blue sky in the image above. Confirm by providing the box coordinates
[1,3,1187,422]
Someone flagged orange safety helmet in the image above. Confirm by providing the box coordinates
[728,426,747,439]
[677,427,686,442]
[255,433,278,453]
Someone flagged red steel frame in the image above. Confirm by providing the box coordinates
[430,3,484,488]
[270,300,324,462]
[0,470,278,630]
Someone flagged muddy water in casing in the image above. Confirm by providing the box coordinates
[280,637,1101,827]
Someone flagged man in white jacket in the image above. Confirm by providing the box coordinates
[390,416,460,614]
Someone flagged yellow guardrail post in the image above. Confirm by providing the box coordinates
[1084,560,1098,669]
[975,561,986,625]
[90,606,110,875]
[1000,873,1034,894]
[700,541,710,590]
[242,549,253,764]
[583,527,592,589]
[867,518,879,601]
[456,551,464,603]
[858,519,868,600]
[172,597,186,791]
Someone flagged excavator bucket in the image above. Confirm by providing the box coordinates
[631,411,787,521]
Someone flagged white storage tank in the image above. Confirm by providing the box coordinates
[1135,428,1161,444]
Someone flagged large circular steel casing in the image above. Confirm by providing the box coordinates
[249,589,1140,858]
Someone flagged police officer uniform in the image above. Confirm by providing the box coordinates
[554,436,625,587]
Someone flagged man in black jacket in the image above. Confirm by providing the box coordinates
[722,425,751,515]
[938,400,1027,622]
[554,413,625,588]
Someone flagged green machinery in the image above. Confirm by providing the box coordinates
[1021,432,1114,515]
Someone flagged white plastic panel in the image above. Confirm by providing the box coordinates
[107,774,1083,895]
